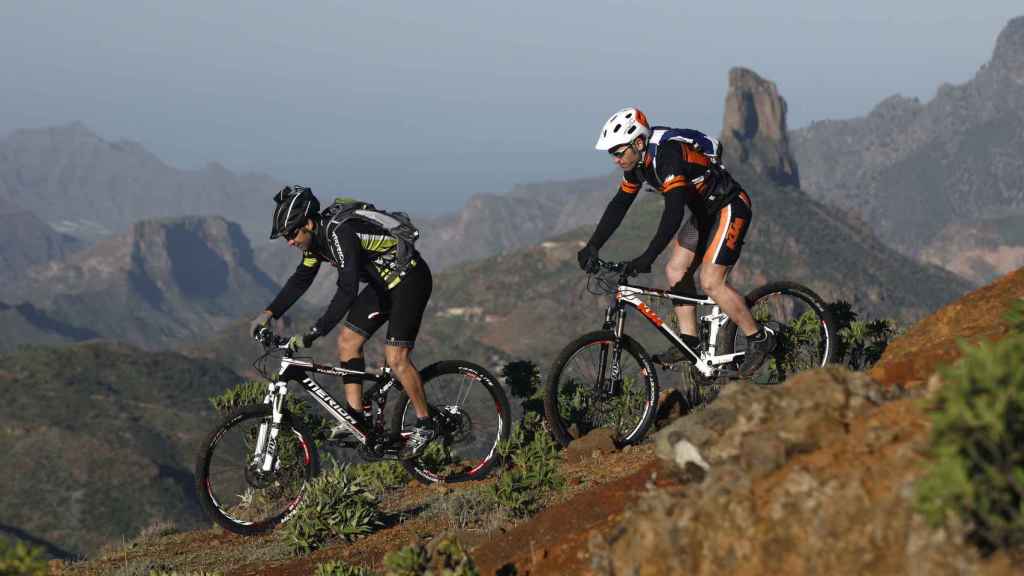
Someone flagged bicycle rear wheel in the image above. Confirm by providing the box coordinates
[195,404,320,535]
[721,281,836,384]
[543,331,659,448]
[389,361,511,485]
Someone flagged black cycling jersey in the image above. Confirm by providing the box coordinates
[266,218,423,338]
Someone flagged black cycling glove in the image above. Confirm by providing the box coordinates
[287,327,321,352]
[625,256,653,277]
[577,244,600,273]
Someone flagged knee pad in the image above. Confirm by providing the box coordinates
[340,357,366,385]
[669,276,698,302]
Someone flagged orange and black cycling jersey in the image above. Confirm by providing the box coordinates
[586,128,735,269]
[622,137,718,207]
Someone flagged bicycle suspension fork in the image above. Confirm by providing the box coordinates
[597,302,627,395]
[254,380,289,473]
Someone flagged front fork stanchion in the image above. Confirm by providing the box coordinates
[259,382,288,473]
[602,304,626,395]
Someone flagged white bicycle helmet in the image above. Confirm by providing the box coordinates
[595,107,651,150]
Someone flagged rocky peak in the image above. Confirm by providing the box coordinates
[127,216,272,301]
[721,67,800,188]
[991,15,1024,83]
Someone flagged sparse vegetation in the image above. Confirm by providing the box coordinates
[436,486,509,533]
[1005,299,1024,332]
[0,538,47,576]
[147,571,223,576]
[314,560,378,576]
[137,520,179,542]
[383,537,478,576]
[914,302,1024,553]
[209,380,330,440]
[349,461,409,497]
[281,463,384,555]
[488,412,565,518]
[827,300,901,370]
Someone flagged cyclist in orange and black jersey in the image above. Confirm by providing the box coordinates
[578,107,773,377]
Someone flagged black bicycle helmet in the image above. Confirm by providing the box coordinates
[270,185,320,239]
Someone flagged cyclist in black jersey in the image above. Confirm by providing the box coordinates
[249,186,435,458]
[577,107,775,377]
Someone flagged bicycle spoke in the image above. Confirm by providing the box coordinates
[732,286,833,384]
[395,362,510,483]
[548,336,655,446]
[197,406,317,534]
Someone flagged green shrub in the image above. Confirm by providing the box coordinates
[350,461,408,497]
[0,538,47,576]
[314,560,378,576]
[1006,299,1024,333]
[383,537,478,576]
[501,360,543,415]
[281,463,384,555]
[210,380,267,413]
[914,331,1024,552]
[210,380,330,440]
[827,301,900,370]
[487,412,564,518]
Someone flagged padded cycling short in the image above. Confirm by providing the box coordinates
[343,258,432,348]
[677,190,752,267]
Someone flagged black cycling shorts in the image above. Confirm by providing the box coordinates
[343,259,432,348]
[677,190,752,267]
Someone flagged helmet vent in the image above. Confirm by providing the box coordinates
[613,123,622,133]
[627,126,636,134]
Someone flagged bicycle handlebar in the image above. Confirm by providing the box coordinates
[253,327,289,350]
[591,258,636,279]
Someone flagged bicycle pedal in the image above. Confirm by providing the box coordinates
[361,438,404,461]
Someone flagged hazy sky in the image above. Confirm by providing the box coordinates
[2,2,1020,214]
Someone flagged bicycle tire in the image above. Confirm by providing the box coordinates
[195,404,320,535]
[389,360,511,485]
[543,330,659,448]
[720,281,837,384]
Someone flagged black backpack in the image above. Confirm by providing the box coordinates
[321,198,420,276]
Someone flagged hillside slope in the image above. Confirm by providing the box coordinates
[0,343,244,558]
[586,266,1024,575]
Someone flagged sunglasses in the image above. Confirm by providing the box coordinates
[609,144,631,158]
[283,227,303,241]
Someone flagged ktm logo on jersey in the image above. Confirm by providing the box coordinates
[726,218,747,250]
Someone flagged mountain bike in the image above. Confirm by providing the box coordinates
[195,328,511,535]
[543,258,835,448]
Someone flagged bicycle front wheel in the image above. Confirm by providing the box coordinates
[195,404,320,535]
[543,331,659,448]
[721,281,837,384]
[389,361,511,485]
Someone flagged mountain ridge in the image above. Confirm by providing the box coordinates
[790,15,1024,283]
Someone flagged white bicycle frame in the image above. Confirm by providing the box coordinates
[611,284,745,378]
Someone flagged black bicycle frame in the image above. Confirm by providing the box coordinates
[272,356,399,446]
